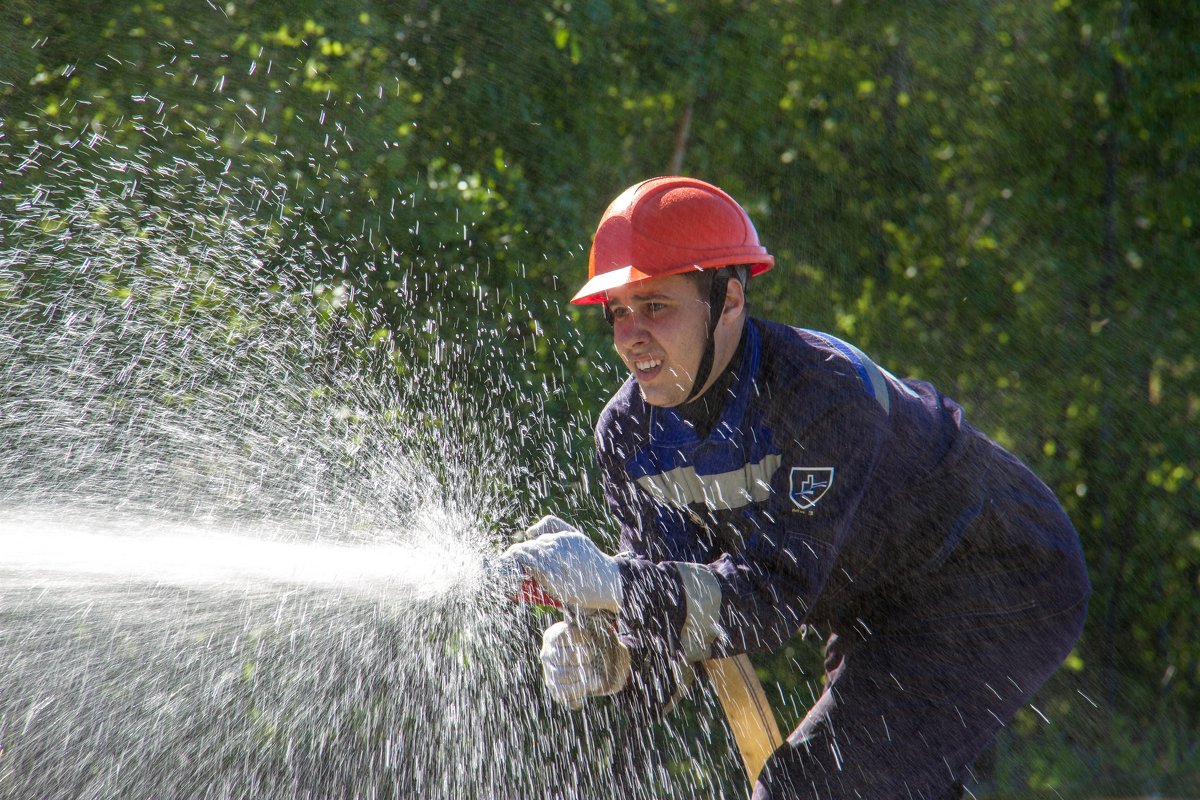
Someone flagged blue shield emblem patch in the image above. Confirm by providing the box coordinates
[789,467,834,510]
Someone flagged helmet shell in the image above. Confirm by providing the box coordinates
[571,176,773,305]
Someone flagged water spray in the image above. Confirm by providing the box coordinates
[0,153,615,798]
[0,81,748,796]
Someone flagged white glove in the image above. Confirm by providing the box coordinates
[540,613,630,709]
[675,562,724,662]
[502,515,622,612]
[521,514,579,540]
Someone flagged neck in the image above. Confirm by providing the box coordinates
[676,319,748,438]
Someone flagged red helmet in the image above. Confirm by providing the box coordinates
[570,176,774,305]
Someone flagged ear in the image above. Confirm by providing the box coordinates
[719,276,746,327]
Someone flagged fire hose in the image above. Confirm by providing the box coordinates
[505,567,783,786]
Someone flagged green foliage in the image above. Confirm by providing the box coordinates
[3,0,1197,795]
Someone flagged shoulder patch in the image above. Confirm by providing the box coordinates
[789,467,834,510]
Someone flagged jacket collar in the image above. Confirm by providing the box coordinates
[646,318,760,447]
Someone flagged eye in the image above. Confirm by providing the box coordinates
[643,302,667,317]
[605,304,630,322]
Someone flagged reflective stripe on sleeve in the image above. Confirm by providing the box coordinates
[635,453,781,511]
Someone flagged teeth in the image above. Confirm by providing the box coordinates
[634,357,662,371]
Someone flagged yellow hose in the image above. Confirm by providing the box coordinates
[702,654,784,786]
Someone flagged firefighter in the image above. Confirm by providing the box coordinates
[504,176,1090,799]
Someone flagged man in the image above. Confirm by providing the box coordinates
[504,176,1090,798]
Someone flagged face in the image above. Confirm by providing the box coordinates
[605,273,744,407]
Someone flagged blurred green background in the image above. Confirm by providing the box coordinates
[2,0,1197,796]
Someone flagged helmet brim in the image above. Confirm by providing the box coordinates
[569,257,773,305]
[569,265,657,305]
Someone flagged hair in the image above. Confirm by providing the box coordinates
[683,264,751,312]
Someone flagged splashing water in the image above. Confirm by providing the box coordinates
[0,85,749,799]
[0,140,665,798]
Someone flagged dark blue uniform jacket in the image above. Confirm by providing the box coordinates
[597,318,1090,711]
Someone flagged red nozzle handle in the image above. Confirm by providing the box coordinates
[515,576,563,609]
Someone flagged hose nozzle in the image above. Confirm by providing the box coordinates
[483,554,563,609]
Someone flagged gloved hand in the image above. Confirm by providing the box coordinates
[540,612,630,709]
[675,562,724,662]
[520,514,580,540]
[502,515,622,612]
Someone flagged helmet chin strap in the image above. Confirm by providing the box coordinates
[683,269,732,404]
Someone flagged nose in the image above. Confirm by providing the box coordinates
[612,312,648,353]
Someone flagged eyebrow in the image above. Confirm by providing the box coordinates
[609,291,672,304]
